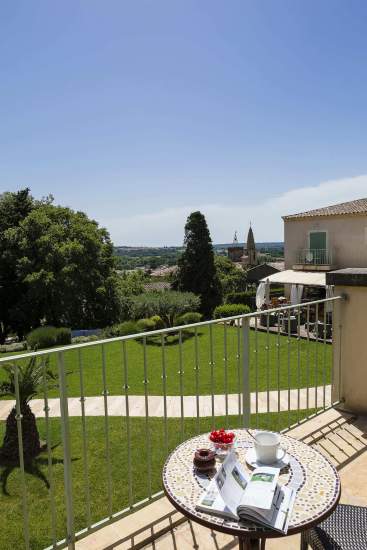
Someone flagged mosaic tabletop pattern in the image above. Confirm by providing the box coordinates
[163,430,340,536]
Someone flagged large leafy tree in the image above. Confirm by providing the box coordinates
[0,189,38,343]
[0,189,121,339]
[214,255,247,297]
[173,211,222,317]
[11,204,120,330]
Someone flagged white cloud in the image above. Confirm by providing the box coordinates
[102,174,367,246]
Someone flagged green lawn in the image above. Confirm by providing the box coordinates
[0,325,332,397]
[0,410,317,550]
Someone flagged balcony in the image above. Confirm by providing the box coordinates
[0,275,366,550]
[293,249,333,271]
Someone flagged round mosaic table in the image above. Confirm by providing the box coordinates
[162,429,340,550]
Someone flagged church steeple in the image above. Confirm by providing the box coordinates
[243,224,257,266]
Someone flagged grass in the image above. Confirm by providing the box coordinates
[0,409,318,550]
[0,326,332,398]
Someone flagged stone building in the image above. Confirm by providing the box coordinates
[227,231,244,263]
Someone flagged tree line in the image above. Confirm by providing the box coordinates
[0,190,247,344]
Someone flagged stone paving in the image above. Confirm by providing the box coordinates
[0,385,331,420]
[75,408,367,550]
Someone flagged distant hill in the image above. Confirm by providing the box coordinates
[115,242,284,253]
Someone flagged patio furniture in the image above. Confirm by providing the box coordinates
[260,312,277,327]
[282,315,298,333]
[163,429,340,549]
[301,504,367,549]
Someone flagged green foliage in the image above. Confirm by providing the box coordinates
[173,211,221,317]
[0,356,55,404]
[150,315,165,329]
[226,290,256,303]
[0,190,121,341]
[26,326,71,350]
[226,290,256,310]
[115,270,148,320]
[214,255,247,297]
[213,303,251,319]
[131,291,200,327]
[114,246,182,270]
[103,321,138,338]
[136,318,156,332]
[0,189,40,343]
[175,312,202,326]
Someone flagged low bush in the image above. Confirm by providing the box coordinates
[55,327,72,345]
[226,291,256,311]
[104,321,138,338]
[136,318,156,332]
[226,291,255,303]
[214,304,251,319]
[27,326,71,350]
[71,335,100,344]
[0,342,27,354]
[150,315,165,329]
[175,312,202,326]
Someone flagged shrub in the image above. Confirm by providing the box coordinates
[130,291,200,327]
[55,327,72,345]
[27,326,71,350]
[175,312,202,326]
[150,315,165,329]
[0,342,27,354]
[214,304,251,319]
[103,321,138,338]
[226,291,256,311]
[71,335,100,344]
[136,318,156,333]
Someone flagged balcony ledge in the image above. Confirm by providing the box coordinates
[293,263,334,272]
[75,408,367,550]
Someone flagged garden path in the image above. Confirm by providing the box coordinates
[0,385,331,420]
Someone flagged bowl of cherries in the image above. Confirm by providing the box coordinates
[209,429,236,456]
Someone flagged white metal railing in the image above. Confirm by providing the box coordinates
[0,296,343,550]
[295,248,333,265]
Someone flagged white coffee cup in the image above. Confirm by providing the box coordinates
[254,431,286,465]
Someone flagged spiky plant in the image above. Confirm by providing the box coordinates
[0,357,55,465]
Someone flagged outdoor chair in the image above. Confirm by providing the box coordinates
[301,504,367,549]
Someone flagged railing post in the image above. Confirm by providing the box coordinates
[58,352,75,550]
[242,318,250,427]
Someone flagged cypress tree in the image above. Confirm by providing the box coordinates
[173,211,222,317]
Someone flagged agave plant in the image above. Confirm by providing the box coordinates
[0,356,56,466]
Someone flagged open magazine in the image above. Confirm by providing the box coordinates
[196,451,296,533]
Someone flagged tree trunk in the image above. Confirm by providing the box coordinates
[0,403,41,465]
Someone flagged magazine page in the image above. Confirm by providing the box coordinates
[238,484,296,534]
[239,467,279,510]
[196,475,238,520]
[215,451,250,514]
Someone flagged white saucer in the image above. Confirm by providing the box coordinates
[245,447,290,470]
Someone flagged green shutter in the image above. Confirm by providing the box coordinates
[309,231,326,250]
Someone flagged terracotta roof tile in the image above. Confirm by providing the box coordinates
[283,198,367,220]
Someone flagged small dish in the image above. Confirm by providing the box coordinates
[245,447,290,470]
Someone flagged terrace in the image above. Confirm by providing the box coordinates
[1,268,366,550]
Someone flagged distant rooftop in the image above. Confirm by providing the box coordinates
[283,197,367,220]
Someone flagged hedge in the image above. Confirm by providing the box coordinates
[27,326,71,350]
[214,304,251,319]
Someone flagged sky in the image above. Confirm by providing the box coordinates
[1,1,367,246]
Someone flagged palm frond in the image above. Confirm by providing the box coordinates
[0,356,57,403]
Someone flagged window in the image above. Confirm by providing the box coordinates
[309,231,327,250]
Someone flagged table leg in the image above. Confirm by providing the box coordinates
[238,538,265,550]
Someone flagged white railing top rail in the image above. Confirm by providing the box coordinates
[0,295,342,364]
